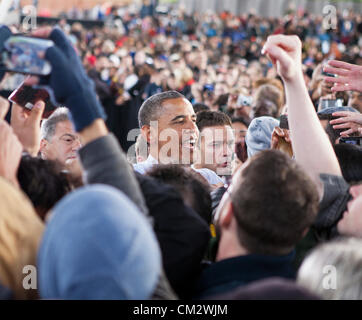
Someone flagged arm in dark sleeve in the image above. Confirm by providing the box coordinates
[78,134,148,216]
[313,174,351,240]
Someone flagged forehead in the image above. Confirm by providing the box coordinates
[201,125,234,140]
[159,98,195,120]
[232,121,248,132]
[54,120,75,136]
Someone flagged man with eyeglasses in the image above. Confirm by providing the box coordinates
[40,107,82,171]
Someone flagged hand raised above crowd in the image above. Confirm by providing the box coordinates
[25,27,106,133]
[10,102,45,157]
[262,35,303,83]
[0,120,22,187]
[323,60,362,93]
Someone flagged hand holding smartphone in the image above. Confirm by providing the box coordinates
[8,80,57,118]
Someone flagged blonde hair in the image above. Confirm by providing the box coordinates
[0,178,44,299]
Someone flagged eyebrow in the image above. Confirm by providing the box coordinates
[59,133,76,139]
[170,114,196,123]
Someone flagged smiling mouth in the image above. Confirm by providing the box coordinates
[182,139,196,149]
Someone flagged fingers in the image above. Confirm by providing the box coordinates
[30,27,53,39]
[327,60,353,70]
[45,45,67,69]
[263,44,291,69]
[340,128,356,137]
[0,96,9,120]
[330,117,352,125]
[331,84,351,92]
[49,27,75,58]
[323,65,349,77]
[331,111,352,118]
[323,76,348,84]
[24,76,39,86]
[28,101,45,123]
[332,122,353,130]
[264,34,301,52]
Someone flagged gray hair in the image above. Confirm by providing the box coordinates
[138,91,184,128]
[40,107,70,141]
[297,237,362,300]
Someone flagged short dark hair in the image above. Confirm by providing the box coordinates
[230,150,319,255]
[231,116,251,128]
[193,103,210,114]
[196,110,232,132]
[334,143,362,184]
[17,155,71,221]
[147,164,212,224]
[138,91,185,128]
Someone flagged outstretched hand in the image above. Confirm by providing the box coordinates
[323,60,362,93]
[330,111,362,136]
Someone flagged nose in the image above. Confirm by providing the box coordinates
[72,138,82,151]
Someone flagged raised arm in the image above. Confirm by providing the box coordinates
[26,27,148,215]
[262,35,342,197]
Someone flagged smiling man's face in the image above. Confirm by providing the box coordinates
[148,97,199,165]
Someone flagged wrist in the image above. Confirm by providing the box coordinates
[79,119,108,145]
[65,89,107,132]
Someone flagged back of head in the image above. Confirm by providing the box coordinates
[298,237,362,300]
[17,155,71,221]
[209,277,320,300]
[0,177,44,299]
[231,150,319,255]
[147,164,212,224]
[193,103,210,114]
[334,143,362,184]
[38,184,161,300]
[196,110,232,132]
[138,91,184,128]
[245,116,279,158]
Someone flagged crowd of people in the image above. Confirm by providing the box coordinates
[0,4,362,300]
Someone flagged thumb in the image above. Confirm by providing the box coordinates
[29,101,45,123]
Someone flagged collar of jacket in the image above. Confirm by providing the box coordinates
[195,251,296,298]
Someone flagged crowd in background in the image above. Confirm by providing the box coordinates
[0,1,362,301]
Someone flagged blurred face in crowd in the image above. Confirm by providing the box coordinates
[232,121,248,146]
[337,185,362,237]
[348,91,362,113]
[40,120,82,167]
[198,125,235,176]
[148,98,199,165]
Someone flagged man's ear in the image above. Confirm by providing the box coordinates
[141,125,151,144]
[39,139,48,157]
[219,201,234,229]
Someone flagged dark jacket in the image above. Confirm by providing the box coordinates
[79,134,210,299]
[194,251,296,299]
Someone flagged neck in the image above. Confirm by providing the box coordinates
[216,233,248,262]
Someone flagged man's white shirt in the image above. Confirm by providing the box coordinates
[133,155,224,185]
